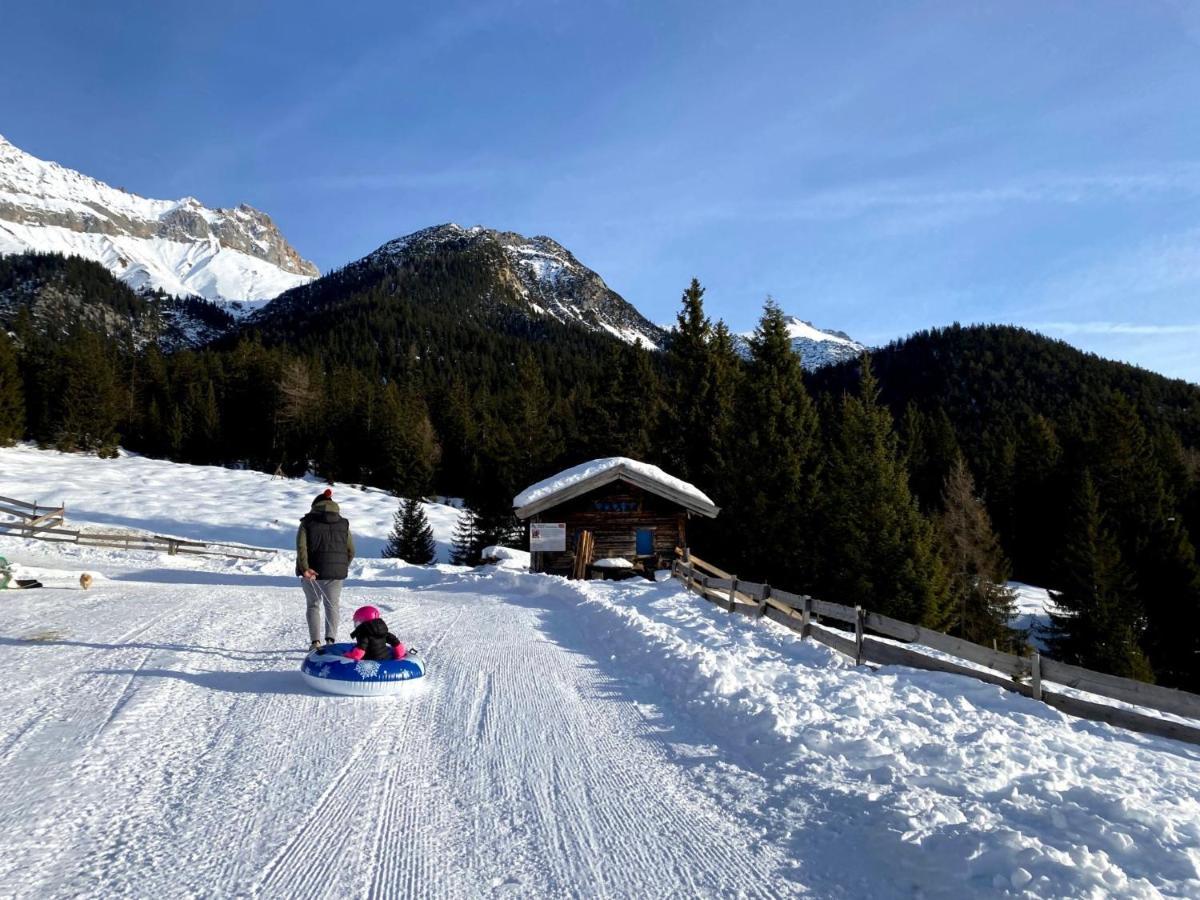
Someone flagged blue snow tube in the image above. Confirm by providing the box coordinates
[300,643,427,697]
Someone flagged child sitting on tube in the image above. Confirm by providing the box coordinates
[343,605,407,661]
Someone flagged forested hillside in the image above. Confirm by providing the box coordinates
[1,255,1198,689]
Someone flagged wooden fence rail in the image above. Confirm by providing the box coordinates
[0,494,275,561]
[672,552,1200,747]
[0,494,66,533]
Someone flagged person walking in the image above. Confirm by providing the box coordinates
[297,488,355,653]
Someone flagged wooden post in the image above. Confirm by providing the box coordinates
[1030,651,1042,701]
[854,606,865,665]
[756,584,771,618]
[727,577,738,613]
[800,595,812,638]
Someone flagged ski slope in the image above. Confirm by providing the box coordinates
[3,447,1200,898]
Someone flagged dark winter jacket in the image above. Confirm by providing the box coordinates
[296,499,355,579]
[350,618,403,661]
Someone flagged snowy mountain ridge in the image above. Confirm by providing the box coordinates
[362,223,666,348]
[0,134,318,303]
[736,315,866,369]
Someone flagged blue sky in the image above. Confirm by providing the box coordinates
[4,1,1200,381]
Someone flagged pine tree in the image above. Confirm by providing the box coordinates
[450,508,480,566]
[900,403,961,512]
[52,331,121,454]
[725,300,820,585]
[1049,472,1154,681]
[382,497,437,564]
[662,278,716,482]
[371,385,441,498]
[0,330,24,445]
[816,355,951,625]
[936,456,1017,645]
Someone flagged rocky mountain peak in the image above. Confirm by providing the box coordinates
[0,133,318,303]
[360,223,665,348]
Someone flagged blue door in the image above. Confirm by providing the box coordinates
[636,529,654,556]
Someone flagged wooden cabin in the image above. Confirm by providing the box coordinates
[513,458,719,579]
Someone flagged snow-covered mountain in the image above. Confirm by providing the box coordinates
[0,134,318,304]
[356,224,665,348]
[737,315,865,369]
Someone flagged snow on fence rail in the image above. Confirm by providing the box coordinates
[672,550,1200,747]
[0,494,276,561]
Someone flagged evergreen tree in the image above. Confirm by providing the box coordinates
[662,279,716,482]
[725,300,820,585]
[1088,391,1200,687]
[371,385,441,498]
[1049,472,1154,681]
[936,456,1017,646]
[1007,414,1065,586]
[900,403,960,512]
[382,497,437,564]
[450,507,480,566]
[816,355,951,625]
[52,331,121,454]
[0,330,24,445]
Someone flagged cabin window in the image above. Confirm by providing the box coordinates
[636,528,655,556]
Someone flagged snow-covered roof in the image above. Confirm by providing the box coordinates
[513,458,719,519]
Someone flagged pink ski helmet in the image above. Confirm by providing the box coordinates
[352,605,381,624]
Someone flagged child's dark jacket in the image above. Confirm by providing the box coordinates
[350,619,402,661]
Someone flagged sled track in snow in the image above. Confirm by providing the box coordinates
[253,605,467,899]
[2,577,802,897]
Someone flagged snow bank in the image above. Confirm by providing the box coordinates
[514,457,715,510]
[557,577,1200,898]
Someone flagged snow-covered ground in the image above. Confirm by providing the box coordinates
[0,445,463,563]
[3,447,1200,898]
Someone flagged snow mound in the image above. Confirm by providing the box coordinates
[481,545,531,569]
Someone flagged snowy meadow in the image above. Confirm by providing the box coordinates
[1,446,1200,898]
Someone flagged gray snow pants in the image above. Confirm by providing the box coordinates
[302,578,343,643]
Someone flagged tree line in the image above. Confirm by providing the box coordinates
[1,259,1198,689]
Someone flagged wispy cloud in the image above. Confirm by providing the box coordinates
[756,166,1200,228]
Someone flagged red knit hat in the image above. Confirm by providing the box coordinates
[323,488,333,499]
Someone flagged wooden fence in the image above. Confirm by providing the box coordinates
[672,550,1200,747]
[0,494,65,533]
[0,494,276,561]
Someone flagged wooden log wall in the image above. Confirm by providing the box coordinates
[532,480,689,575]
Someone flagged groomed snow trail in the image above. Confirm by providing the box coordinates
[0,569,792,898]
[4,447,1200,898]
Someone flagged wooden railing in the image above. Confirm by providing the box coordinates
[0,494,276,561]
[672,550,1200,747]
[0,494,65,533]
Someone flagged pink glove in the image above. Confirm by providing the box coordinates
[392,643,407,660]
[343,647,365,661]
